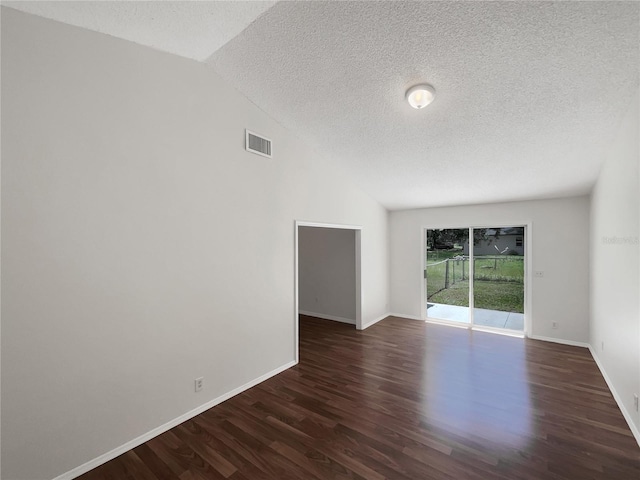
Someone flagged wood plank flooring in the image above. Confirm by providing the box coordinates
[78,315,640,479]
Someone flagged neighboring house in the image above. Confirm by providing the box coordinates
[463,227,525,256]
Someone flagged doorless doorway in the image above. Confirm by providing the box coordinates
[294,221,362,362]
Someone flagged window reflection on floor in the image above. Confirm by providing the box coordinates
[420,326,533,451]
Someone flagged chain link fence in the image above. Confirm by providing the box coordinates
[426,256,523,300]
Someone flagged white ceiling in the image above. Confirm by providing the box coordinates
[5,1,639,210]
[3,1,275,61]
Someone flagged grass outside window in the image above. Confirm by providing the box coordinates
[426,249,524,313]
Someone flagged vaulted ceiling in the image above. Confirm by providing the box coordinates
[5,1,639,210]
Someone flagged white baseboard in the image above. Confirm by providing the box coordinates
[52,360,298,480]
[388,312,424,321]
[298,310,355,325]
[527,334,590,348]
[361,313,390,330]
[588,346,640,448]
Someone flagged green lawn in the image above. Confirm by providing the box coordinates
[426,254,524,313]
[429,280,524,313]
[473,256,524,283]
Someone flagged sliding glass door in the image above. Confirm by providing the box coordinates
[425,226,525,333]
[472,227,525,332]
[425,229,470,324]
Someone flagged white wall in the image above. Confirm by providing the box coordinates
[298,227,356,323]
[390,196,590,342]
[590,89,639,439]
[0,9,389,480]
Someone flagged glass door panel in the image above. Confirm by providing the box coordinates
[425,228,470,325]
[472,227,525,332]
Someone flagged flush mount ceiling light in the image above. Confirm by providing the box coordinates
[406,84,436,109]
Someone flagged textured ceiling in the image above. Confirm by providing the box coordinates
[209,1,640,209]
[4,1,639,210]
[3,1,275,61]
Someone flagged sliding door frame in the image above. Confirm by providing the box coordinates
[421,225,474,330]
[421,222,533,337]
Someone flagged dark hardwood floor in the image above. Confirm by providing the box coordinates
[79,315,640,479]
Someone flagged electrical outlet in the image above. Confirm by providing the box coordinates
[552,322,558,329]
[195,377,204,393]
[634,394,638,412]
[601,341,604,352]
[535,271,544,278]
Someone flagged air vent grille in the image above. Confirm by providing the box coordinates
[245,130,272,158]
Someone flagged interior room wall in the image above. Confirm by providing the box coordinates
[0,9,389,480]
[590,89,640,440]
[298,227,356,323]
[389,196,590,343]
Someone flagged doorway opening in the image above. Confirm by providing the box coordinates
[294,222,362,362]
[424,226,527,334]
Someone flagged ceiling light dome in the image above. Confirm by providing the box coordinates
[406,84,436,109]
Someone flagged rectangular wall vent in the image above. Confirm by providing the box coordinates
[245,130,272,158]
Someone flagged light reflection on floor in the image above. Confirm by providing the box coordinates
[420,325,533,451]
